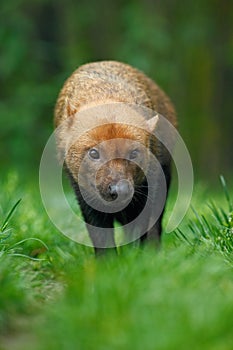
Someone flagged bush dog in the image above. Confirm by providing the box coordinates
[54,61,177,255]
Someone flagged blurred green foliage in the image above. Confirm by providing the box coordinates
[0,0,232,177]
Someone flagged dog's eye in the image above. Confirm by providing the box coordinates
[88,148,100,160]
[129,149,139,160]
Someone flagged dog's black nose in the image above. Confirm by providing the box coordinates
[108,184,118,200]
[108,180,132,201]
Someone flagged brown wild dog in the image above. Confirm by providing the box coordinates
[54,61,177,255]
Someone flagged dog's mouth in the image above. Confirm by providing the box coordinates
[79,178,135,213]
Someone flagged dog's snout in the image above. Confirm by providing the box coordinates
[108,180,132,201]
[108,184,118,200]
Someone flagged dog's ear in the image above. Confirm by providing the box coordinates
[146,114,159,133]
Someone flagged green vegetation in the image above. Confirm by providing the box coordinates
[0,172,233,349]
[1,0,233,176]
[1,1,233,348]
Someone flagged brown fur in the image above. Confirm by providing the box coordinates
[54,61,176,128]
[54,61,177,254]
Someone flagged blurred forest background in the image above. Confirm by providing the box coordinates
[0,0,233,180]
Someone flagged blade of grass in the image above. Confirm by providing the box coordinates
[219,208,230,227]
[201,215,214,237]
[7,253,46,261]
[176,228,193,246]
[220,175,233,212]
[191,206,205,227]
[1,199,22,232]
[208,201,223,226]
[10,237,49,250]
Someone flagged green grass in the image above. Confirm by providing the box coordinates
[1,171,233,350]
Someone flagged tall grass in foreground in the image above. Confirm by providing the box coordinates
[175,176,233,261]
[0,199,48,260]
[0,195,49,332]
[27,177,233,350]
[1,172,233,350]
